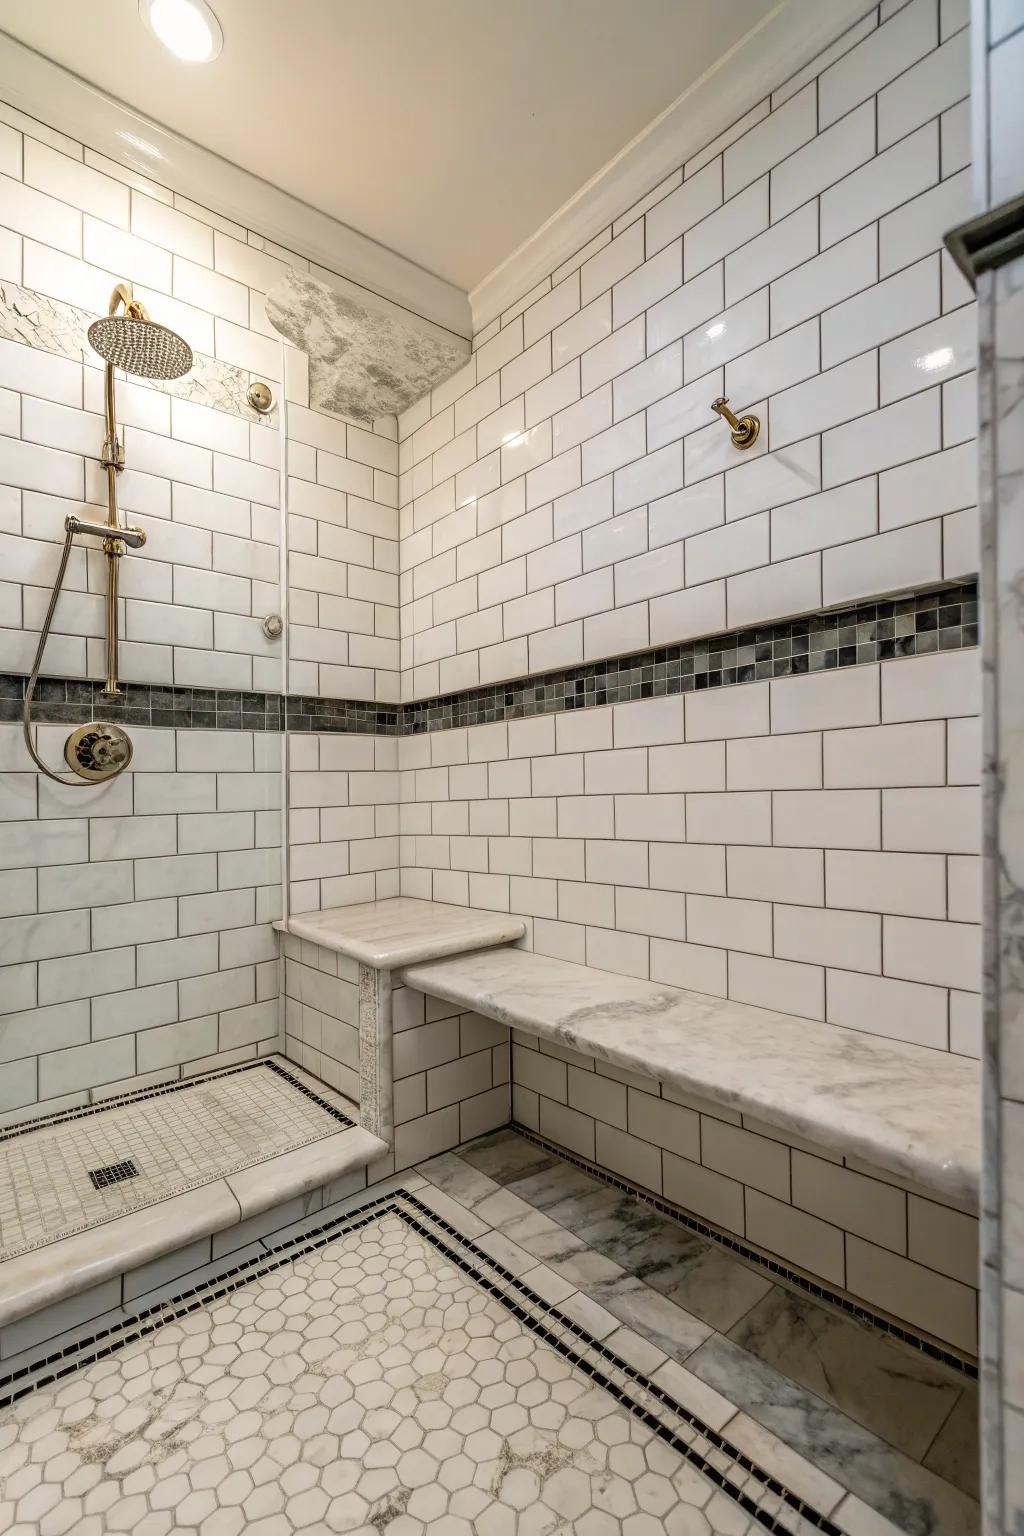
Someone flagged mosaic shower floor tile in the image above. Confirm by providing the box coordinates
[0,1059,355,1261]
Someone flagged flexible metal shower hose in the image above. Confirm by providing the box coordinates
[21,527,130,787]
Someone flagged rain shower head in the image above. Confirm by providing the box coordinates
[87,312,193,380]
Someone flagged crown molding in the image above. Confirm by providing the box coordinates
[469,0,876,333]
[0,30,472,341]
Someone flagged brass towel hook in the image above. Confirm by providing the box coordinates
[711,396,760,449]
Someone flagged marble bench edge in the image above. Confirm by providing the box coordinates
[397,948,981,1213]
[0,1125,388,1335]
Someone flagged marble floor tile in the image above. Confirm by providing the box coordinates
[0,1127,981,1536]
[687,1332,980,1536]
[728,1286,965,1461]
[456,1126,561,1185]
[583,1271,714,1361]
[923,1383,979,1499]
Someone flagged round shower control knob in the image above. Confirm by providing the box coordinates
[262,613,284,639]
[64,722,134,781]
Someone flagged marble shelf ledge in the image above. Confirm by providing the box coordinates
[398,948,981,1211]
[275,897,526,969]
[0,1123,386,1333]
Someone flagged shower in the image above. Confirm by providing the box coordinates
[24,282,193,784]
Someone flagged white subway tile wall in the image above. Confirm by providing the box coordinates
[511,1034,979,1354]
[0,98,401,1109]
[399,649,981,1055]
[0,97,400,704]
[396,0,974,702]
[0,721,281,1119]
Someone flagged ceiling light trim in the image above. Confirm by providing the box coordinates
[469,0,877,333]
[0,28,472,340]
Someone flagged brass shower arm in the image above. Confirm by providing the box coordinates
[108,281,150,322]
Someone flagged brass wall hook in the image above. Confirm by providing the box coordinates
[711,396,760,449]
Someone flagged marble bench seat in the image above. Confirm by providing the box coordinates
[398,946,981,1211]
[275,895,526,967]
[0,1116,385,1333]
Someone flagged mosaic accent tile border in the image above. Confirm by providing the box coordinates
[513,1123,979,1381]
[3,582,978,738]
[402,582,979,735]
[0,1188,843,1535]
[0,1057,354,1147]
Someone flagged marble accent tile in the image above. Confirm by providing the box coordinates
[266,267,469,422]
[0,278,266,422]
[727,1286,964,1459]
[687,1333,979,1535]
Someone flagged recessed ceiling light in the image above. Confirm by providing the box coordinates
[139,0,223,63]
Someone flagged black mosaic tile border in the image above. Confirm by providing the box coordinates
[2,581,977,738]
[511,1123,979,1380]
[0,1189,842,1535]
[0,1056,354,1147]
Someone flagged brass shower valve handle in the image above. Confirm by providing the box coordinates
[711,396,760,449]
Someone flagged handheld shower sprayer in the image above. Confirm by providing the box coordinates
[23,282,193,785]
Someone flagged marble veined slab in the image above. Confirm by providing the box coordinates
[398,948,981,1209]
[276,897,525,969]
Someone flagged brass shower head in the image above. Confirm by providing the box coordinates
[87,282,193,380]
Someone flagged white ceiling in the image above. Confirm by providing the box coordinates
[1,0,777,293]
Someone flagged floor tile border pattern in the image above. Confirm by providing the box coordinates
[0,1187,844,1536]
[0,1057,355,1147]
[1,580,978,737]
[511,1122,980,1382]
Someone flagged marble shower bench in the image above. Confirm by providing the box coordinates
[399,946,980,1211]
[275,897,526,1144]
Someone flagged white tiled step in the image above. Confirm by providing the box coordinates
[0,1122,385,1331]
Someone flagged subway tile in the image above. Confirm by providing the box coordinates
[824,519,943,606]
[702,1117,791,1200]
[663,1149,745,1232]
[822,256,940,370]
[728,951,825,1019]
[684,180,768,281]
[770,101,874,222]
[747,1190,845,1285]
[881,649,979,722]
[727,845,824,906]
[723,85,817,199]
[826,850,946,919]
[883,914,980,992]
[821,122,939,248]
[821,0,937,126]
[771,227,877,336]
[824,392,942,490]
[883,785,980,854]
[792,1152,907,1253]
[772,789,880,850]
[845,1235,976,1353]
[771,353,877,451]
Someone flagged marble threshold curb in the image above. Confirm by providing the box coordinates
[398,944,981,1211]
[0,1119,386,1334]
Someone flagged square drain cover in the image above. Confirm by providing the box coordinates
[88,1159,140,1190]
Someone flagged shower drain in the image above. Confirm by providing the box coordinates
[87,1159,140,1190]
